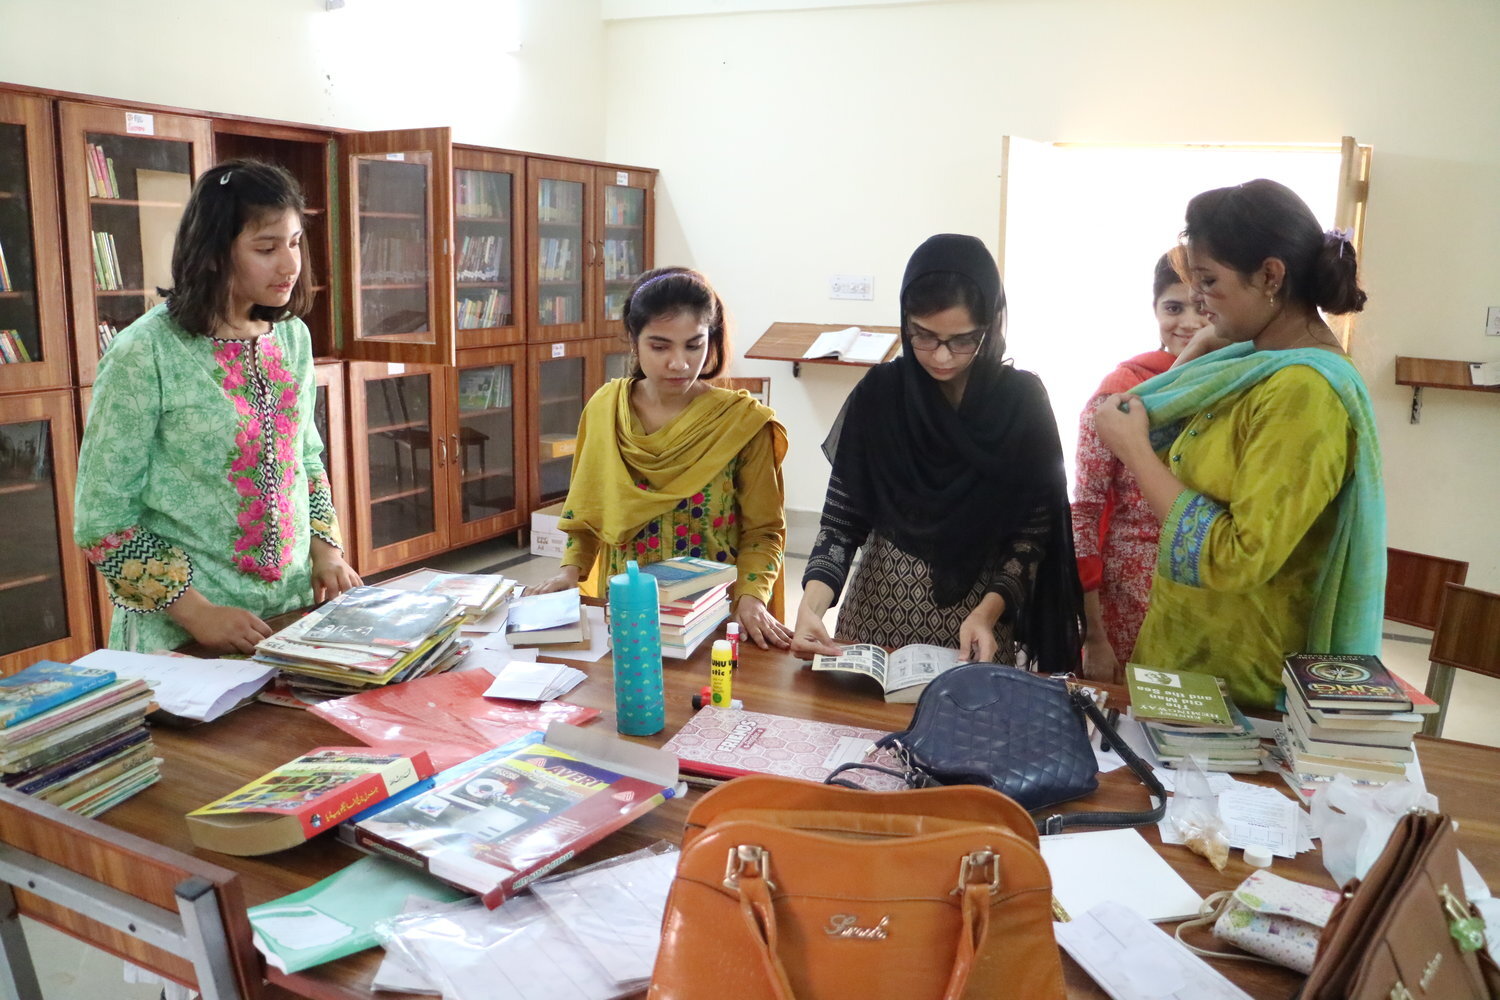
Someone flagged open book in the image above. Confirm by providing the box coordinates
[811,643,960,702]
[801,326,898,364]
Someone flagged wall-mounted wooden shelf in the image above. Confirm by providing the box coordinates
[746,322,901,376]
[1394,356,1500,424]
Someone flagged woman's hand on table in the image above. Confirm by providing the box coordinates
[525,565,581,596]
[310,539,362,603]
[733,596,792,650]
[167,589,272,654]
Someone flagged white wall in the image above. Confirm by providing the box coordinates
[602,0,1500,590]
[0,0,606,158]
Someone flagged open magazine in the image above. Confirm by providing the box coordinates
[810,643,961,702]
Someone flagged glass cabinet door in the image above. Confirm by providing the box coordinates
[449,350,525,544]
[59,102,212,386]
[312,361,352,566]
[593,168,653,338]
[599,341,632,384]
[529,343,588,508]
[526,159,591,343]
[352,365,447,571]
[0,93,68,393]
[340,128,453,366]
[0,392,92,672]
[453,148,523,351]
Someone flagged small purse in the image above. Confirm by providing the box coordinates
[1301,809,1500,1000]
[829,664,1165,834]
[1175,869,1341,974]
[648,775,1067,1000]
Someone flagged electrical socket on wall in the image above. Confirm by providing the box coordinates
[829,274,874,300]
[1487,306,1500,337]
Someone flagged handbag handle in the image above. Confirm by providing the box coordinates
[1173,891,1284,966]
[732,846,992,1000]
[1038,690,1167,835]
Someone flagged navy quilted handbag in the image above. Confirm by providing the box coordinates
[830,664,1165,835]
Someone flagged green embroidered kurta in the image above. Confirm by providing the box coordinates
[74,304,342,652]
[1132,364,1355,710]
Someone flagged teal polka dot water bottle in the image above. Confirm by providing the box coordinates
[608,560,664,736]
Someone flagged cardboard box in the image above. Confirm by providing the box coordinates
[530,500,567,557]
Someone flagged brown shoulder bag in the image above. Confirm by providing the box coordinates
[647,775,1066,1000]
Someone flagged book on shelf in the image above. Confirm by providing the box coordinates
[638,556,737,602]
[538,433,577,458]
[661,705,905,789]
[801,326,898,365]
[810,643,962,703]
[1282,653,1410,712]
[344,723,679,907]
[188,747,436,856]
[1124,664,1237,731]
[0,238,11,291]
[302,586,460,651]
[0,661,118,729]
[0,330,34,364]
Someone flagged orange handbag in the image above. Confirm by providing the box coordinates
[648,775,1066,1000]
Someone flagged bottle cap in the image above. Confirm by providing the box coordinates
[727,623,741,638]
[1243,845,1273,869]
[711,639,733,657]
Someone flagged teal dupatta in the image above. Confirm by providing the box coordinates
[1130,341,1386,657]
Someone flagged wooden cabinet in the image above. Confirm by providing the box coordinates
[527,340,595,509]
[0,92,69,395]
[339,128,455,367]
[591,166,654,339]
[312,361,353,559]
[213,122,336,357]
[449,348,527,544]
[0,391,93,674]
[57,101,213,386]
[453,146,525,352]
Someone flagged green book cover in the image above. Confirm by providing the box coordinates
[1125,664,1235,729]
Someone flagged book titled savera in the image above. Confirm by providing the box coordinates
[0,662,116,728]
[1283,653,1410,712]
[187,748,435,856]
[345,723,679,908]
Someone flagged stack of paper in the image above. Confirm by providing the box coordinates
[2,660,160,816]
[483,661,586,701]
[506,588,589,648]
[73,649,275,723]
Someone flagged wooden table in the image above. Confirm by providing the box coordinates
[97,642,1500,1000]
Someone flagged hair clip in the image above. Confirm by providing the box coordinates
[219,170,233,185]
[1327,226,1354,257]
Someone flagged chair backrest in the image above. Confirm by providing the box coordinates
[1431,583,1500,679]
[0,784,261,999]
[1385,547,1469,630]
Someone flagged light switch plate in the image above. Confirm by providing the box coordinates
[829,274,874,300]
[1487,306,1500,336]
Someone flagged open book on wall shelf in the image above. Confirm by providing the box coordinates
[746,322,902,372]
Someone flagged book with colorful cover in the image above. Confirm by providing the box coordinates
[659,581,733,619]
[1283,653,1410,712]
[187,747,436,856]
[345,724,678,907]
[0,662,116,729]
[301,586,459,650]
[3,726,152,794]
[1124,664,1236,731]
[660,706,906,789]
[638,556,737,602]
[0,678,151,746]
[0,694,154,772]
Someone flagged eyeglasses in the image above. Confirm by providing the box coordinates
[908,328,986,355]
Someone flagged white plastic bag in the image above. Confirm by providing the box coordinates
[1164,754,1230,870]
[1308,775,1438,885]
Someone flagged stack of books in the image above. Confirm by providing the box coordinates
[254,586,468,701]
[412,571,515,623]
[1275,653,1427,799]
[506,588,590,649]
[1125,664,1264,773]
[0,660,160,816]
[643,557,736,659]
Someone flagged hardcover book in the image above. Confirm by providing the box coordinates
[0,662,116,729]
[810,643,962,703]
[1124,665,1236,731]
[187,747,436,856]
[661,706,905,789]
[345,724,678,907]
[1283,653,1409,712]
[638,557,737,602]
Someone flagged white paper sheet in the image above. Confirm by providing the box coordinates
[73,649,275,722]
[530,849,679,986]
[484,660,586,701]
[1054,901,1254,1000]
[1041,828,1203,923]
[372,895,467,995]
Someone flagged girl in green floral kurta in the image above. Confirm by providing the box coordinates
[74,161,359,653]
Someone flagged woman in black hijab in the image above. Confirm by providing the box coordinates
[791,234,1083,669]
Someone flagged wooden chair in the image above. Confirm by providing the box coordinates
[1385,547,1469,632]
[0,784,263,1000]
[1422,582,1500,738]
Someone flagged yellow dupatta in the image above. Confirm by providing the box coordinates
[559,377,785,548]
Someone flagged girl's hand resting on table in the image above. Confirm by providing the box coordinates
[167,590,272,654]
[525,565,581,596]
[733,596,792,650]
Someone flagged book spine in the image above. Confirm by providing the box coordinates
[348,824,433,875]
[36,744,155,804]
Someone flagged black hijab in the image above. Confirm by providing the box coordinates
[822,234,1083,671]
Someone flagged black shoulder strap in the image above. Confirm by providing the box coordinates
[1037,691,1167,835]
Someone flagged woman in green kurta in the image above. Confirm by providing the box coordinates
[1096,180,1385,710]
[529,267,791,649]
[74,161,360,654]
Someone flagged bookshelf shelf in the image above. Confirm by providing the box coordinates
[456,215,509,224]
[366,419,429,434]
[94,289,150,297]
[461,469,514,484]
[90,198,184,209]
[0,291,32,299]
[0,571,52,593]
[358,210,423,220]
[0,481,42,496]
[539,454,570,464]
[1395,355,1500,424]
[538,279,579,287]
[0,191,14,199]
[457,281,510,288]
[360,282,425,290]
[746,321,903,376]
[458,405,513,418]
[369,486,433,505]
